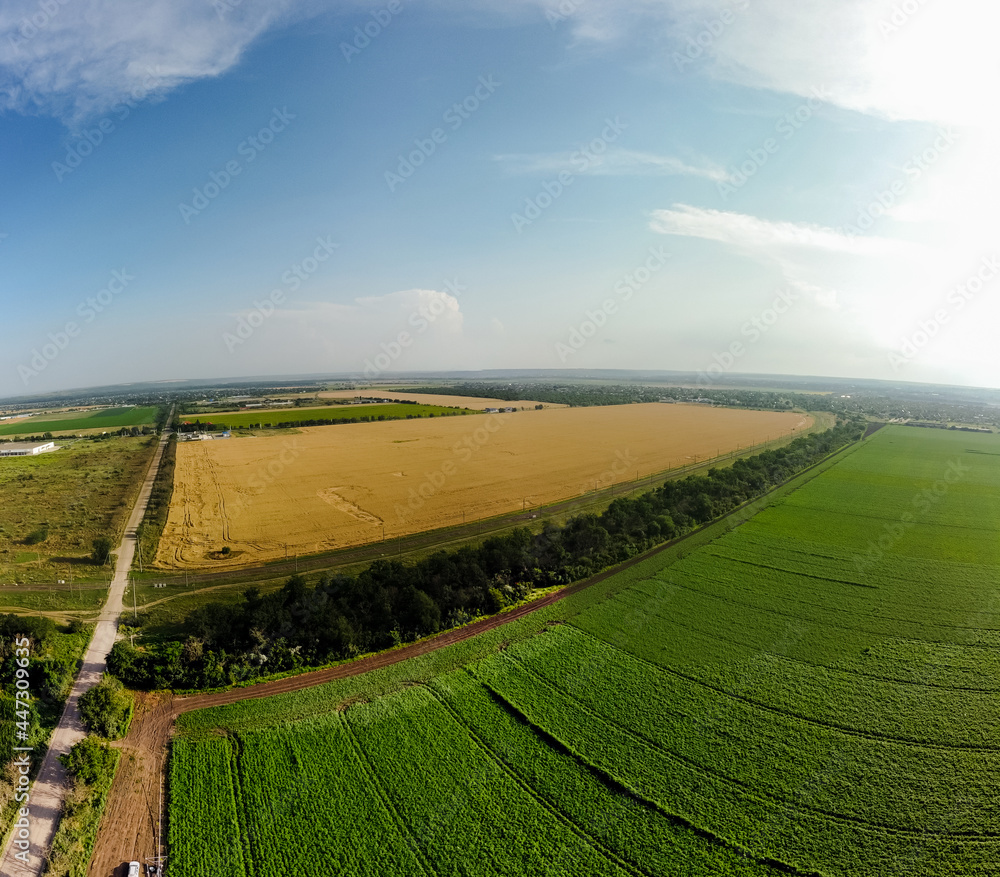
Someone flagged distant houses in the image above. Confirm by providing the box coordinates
[178,432,230,442]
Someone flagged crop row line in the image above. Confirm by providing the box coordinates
[224,735,253,877]
[470,672,828,877]
[339,711,438,877]
[495,647,1000,842]
[425,682,651,877]
[687,552,1000,636]
[618,583,1000,694]
[571,622,1000,756]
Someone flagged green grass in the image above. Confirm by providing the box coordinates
[169,426,1000,875]
[0,435,157,590]
[181,403,475,429]
[0,586,106,618]
[135,435,176,572]
[0,406,158,437]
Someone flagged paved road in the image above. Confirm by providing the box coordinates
[0,422,174,877]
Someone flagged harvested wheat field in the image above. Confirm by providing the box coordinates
[155,404,811,569]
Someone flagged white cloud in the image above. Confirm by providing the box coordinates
[495,148,728,181]
[649,204,901,256]
[520,0,999,132]
[0,0,315,123]
[690,0,1000,130]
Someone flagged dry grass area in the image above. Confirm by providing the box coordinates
[154,404,811,570]
[317,389,566,409]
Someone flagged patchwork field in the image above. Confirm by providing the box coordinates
[169,426,1000,876]
[0,405,158,437]
[155,404,809,569]
[318,389,566,409]
[182,402,474,429]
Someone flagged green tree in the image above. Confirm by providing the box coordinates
[78,675,133,739]
[91,537,113,566]
[60,735,117,785]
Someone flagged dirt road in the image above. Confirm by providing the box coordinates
[0,421,174,877]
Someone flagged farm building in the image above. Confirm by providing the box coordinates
[0,441,57,457]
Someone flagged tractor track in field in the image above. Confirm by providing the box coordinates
[87,436,860,877]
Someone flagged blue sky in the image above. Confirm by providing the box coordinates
[1,0,997,397]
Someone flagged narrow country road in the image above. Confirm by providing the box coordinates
[0,416,174,877]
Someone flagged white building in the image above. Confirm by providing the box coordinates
[0,441,56,457]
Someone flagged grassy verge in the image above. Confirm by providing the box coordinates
[135,435,176,572]
[43,740,120,877]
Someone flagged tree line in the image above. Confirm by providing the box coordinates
[108,419,864,690]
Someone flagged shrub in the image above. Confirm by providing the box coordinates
[78,675,133,739]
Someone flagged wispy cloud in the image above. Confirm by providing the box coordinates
[495,148,728,181]
[650,203,903,256]
[0,0,312,123]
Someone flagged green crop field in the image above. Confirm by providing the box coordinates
[170,426,1000,876]
[0,406,159,437]
[181,403,475,429]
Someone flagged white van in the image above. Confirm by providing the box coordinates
[128,863,140,877]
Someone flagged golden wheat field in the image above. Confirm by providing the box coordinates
[154,404,812,569]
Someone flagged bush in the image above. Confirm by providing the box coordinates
[91,537,113,566]
[24,526,49,545]
[78,675,133,739]
[60,736,117,785]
